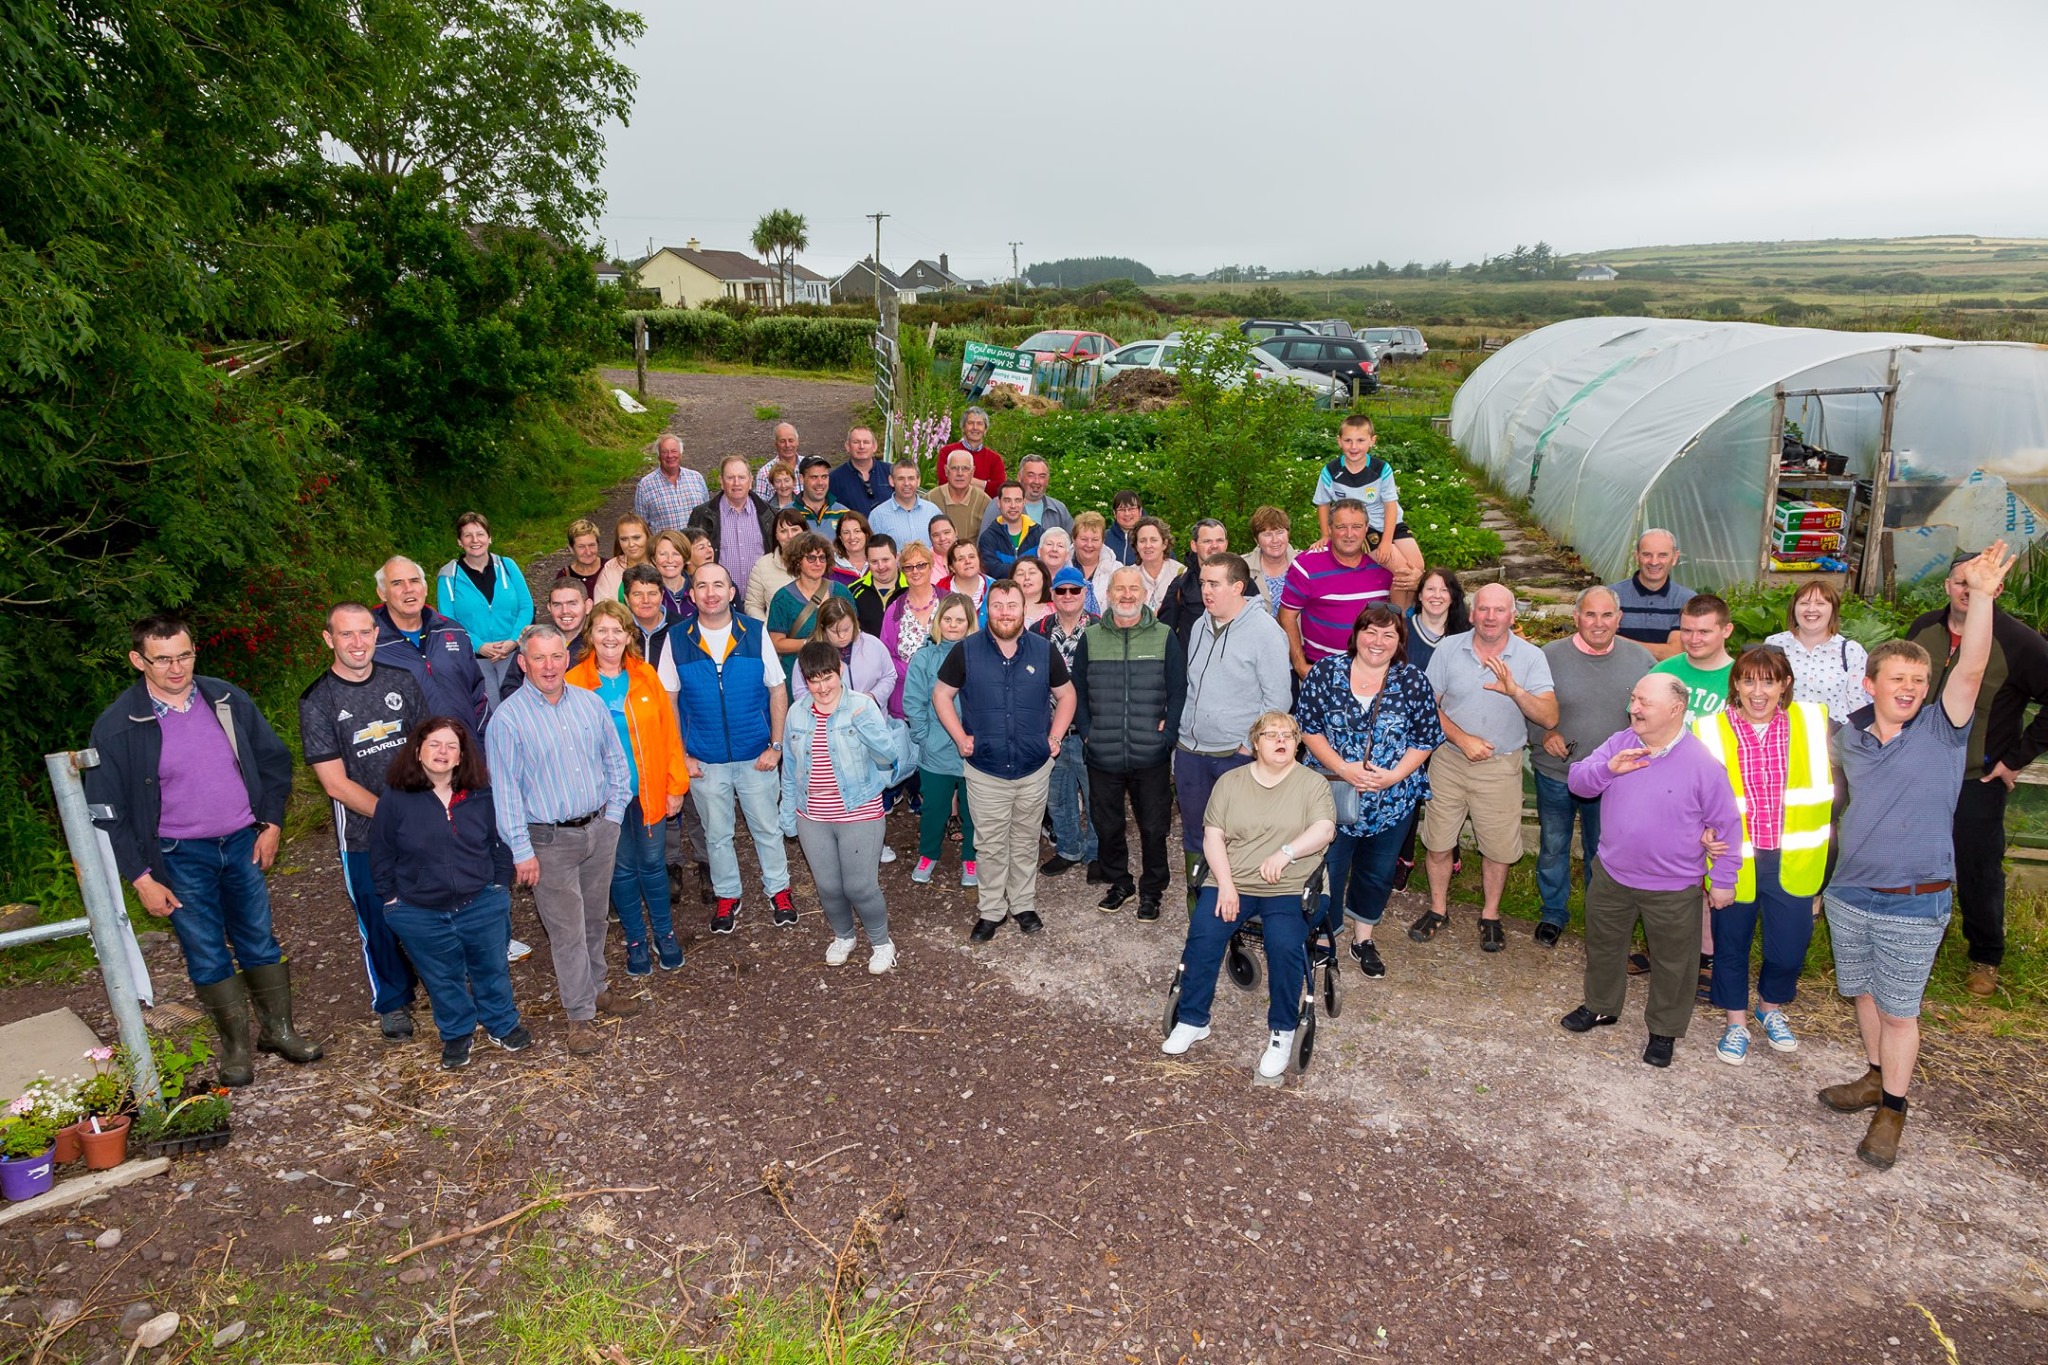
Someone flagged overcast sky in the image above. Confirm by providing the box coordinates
[595,0,2048,279]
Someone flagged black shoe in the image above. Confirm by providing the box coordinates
[1309,936,1337,968]
[488,1025,533,1052]
[440,1036,473,1071]
[667,864,688,903]
[1627,951,1652,976]
[1349,939,1386,977]
[1085,861,1114,885]
[1099,884,1136,912]
[1040,855,1078,876]
[1559,1006,1619,1033]
[379,1010,415,1041]
[1480,919,1505,953]
[1644,1034,1676,1068]
[1407,909,1448,942]
[970,917,1002,943]
[1696,955,1714,1004]
[694,862,716,907]
[772,889,799,928]
[1015,911,1044,934]
[1390,857,1414,892]
[1533,922,1563,948]
[1135,897,1161,922]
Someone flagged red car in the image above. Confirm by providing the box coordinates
[1015,329,1117,365]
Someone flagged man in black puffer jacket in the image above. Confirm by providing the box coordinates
[1073,566,1187,921]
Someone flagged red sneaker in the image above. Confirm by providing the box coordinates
[711,897,739,934]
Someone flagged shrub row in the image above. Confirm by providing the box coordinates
[621,310,878,369]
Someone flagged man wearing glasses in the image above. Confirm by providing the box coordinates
[87,614,324,1086]
[1034,566,1102,879]
[1529,585,1654,947]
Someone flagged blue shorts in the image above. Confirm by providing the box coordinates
[1823,889,1950,1019]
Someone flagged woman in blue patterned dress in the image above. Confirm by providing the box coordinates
[1297,605,1443,979]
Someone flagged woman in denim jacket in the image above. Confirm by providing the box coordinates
[781,636,901,973]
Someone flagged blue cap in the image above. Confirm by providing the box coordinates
[1051,566,1088,591]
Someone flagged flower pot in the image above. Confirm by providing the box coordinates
[0,1148,56,1201]
[139,1124,231,1159]
[79,1114,131,1171]
[53,1122,87,1166]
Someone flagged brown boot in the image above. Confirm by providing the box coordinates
[1965,963,1999,997]
[1858,1103,1907,1169]
[595,989,642,1019]
[1819,1065,1883,1113]
[565,1020,602,1055]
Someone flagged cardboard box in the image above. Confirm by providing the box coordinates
[1773,500,1843,532]
[1771,527,1844,557]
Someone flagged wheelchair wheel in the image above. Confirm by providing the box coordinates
[1225,939,1261,992]
[1161,964,1185,1039]
[1294,1001,1318,1072]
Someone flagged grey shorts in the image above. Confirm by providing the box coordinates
[1824,891,1950,1019]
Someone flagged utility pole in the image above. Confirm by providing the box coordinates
[867,212,890,317]
[1009,241,1022,306]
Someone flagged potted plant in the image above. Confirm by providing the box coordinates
[78,1112,132,1170]
[133,1088,233,1159]
[75,1047,133,1120]
[0,1106,60,1201]
[28,1077,90,1165]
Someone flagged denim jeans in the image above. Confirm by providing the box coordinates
[1173,886,1311,1031]
[156,825,282,988]
[610,797,675,945]
[1709,848,1814,1010]
[339,849,418,1015]
[1324,821,1409,929]
[692,760,789,898]
[1046,741,1098,863]
[383,884,521,1042]
[1533,771,1601,928]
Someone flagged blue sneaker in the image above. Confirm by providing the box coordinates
[624,939,653,977]
[1754,1008,1798,1053]
[1715,1024,1750,1066]
[655,932,683,972]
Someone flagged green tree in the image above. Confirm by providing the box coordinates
[751,209,810,311]
[326,0,644,239]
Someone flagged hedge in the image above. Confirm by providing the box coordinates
[620,310,875,369]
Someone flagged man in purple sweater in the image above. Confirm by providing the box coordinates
[1561,672,1742,1067]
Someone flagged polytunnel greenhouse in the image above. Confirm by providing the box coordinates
[1449,317,2048,593]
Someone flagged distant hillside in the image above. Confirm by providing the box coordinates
[1026,256,1156,288]
[1579,236,2048,296]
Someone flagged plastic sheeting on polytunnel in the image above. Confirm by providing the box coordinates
[1450,318,2048,591]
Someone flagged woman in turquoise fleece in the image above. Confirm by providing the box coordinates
[436,511,535,710]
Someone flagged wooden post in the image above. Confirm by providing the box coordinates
[634,315,647,398]
[1759,387,1788,582]
[1860,354,1901,597]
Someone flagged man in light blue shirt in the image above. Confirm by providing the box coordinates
[867,459,943,550]
[487,622,636,1054]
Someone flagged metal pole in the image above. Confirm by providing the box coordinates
[44,749,162,1105]
[867,212,889,319]
[634,315,647,398]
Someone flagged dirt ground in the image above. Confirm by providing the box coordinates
[3,374,2044,1363]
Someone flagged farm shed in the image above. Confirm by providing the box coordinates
[1450,317,2048,592]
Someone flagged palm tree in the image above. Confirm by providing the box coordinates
[751,209,810,310]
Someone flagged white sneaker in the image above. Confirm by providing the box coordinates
[1257,1030,1295,1080]
[507,938,532,963]
[825,936,857,967]
[868,942,897,975]
[879,845,898,864]
[1161,1022,1210,1055]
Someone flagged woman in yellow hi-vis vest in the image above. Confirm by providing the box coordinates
[1692,646,1833,1065]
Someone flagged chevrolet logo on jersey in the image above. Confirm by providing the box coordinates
[352,719,404,745]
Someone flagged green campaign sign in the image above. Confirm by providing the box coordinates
[961,341,1034,394]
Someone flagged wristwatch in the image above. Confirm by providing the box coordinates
[1279,843,1296,862]
[768,741,783,751]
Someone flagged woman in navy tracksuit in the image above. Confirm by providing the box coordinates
[370,717,530,1070]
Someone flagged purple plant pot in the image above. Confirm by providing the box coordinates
[0,1148,56,1201]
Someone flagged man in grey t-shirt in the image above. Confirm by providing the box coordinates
[1527,586,1653,945]
[1414,583,1558,952]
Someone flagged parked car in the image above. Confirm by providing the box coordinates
[1015,330,1117,365]
[1359,326,1429,361]
[1303,318,1355,338]
[1238,319,1317,344]
[1098,334,1339,398]
[1260,334,1379,395]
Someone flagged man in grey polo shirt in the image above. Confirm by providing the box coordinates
[1528,585,1653,946]
[1413,583,1557,952]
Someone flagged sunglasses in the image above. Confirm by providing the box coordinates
[1052,586,1084,596]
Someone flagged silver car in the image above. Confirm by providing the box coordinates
[1096,335,1340,396]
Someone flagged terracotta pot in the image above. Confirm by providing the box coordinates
[79,1114,131,1171]
[53,1121,87,1165]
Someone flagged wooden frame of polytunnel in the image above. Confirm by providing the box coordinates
[1450,317,2048,594]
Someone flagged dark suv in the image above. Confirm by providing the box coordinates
[1262,335,1379,394]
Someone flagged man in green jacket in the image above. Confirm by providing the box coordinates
[1072,567,1188,921]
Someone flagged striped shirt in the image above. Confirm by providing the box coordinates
[484,682,632,861]
[1608,574,1695,646]
[1731,710,1789,850]
[633,466,709,532]
[1279,548,1394,666]
[805,735,884,823]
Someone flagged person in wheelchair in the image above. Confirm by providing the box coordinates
[1162,710,1337,1083]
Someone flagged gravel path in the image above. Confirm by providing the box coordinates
[4,372,2043,1363]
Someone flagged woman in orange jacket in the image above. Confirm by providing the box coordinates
[569,601,691,975]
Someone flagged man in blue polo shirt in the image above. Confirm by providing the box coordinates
[826,426,891,517]
[1819,541,2011,1171]
[867,459,943,551]
[1607,528,1692,661]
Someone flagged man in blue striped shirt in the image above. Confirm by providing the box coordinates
[1606,528,1693,662]
[487,623,636,1056]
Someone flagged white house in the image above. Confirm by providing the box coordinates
[1575,264,1620,282]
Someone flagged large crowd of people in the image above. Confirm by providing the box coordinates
[83,409,2033,1174]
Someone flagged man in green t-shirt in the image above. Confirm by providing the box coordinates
[1651,593,1734,727]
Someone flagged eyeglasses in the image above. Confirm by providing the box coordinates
[802,551,829,562]
[1052,586,1084,596]
[143,651,196,670]
[903,561,932,571]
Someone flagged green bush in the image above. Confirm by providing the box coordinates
[622,310,873,369]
